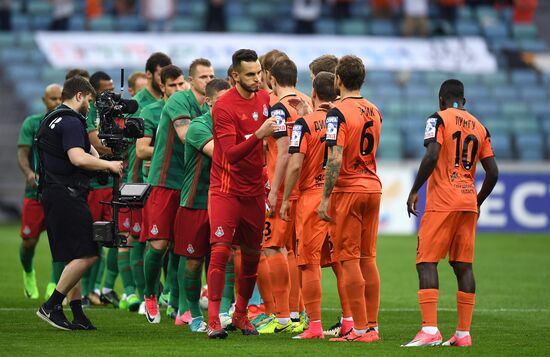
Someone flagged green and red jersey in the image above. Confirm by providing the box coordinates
[180,111,213,210]
[17,112,45,199]
[125,88,158,184]
[147,90,209,190]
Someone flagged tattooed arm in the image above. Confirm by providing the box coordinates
[318,145,343,221]
[173,117,191,144]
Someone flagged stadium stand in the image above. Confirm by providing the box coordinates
[0,0,548,214]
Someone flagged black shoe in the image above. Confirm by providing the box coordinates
[71,319,97,330]
[100,290,120,308]
[207,327,229,339]
[36,304,73,331]
[81,296,91,309]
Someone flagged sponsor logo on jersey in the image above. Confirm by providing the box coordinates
[424,117,437,140]
[290,124,302,147]
[151,224,159,235]
[271,109,287,132]
[326,116,338,141]
[215,226,224,237]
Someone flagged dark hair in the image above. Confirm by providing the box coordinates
[61,76,96,101]
[313,72,337,102]
[261,49,288,72]
[65,68,90,80]
[270,58,297,87]
[439,79,464,100]
[205,79,231,98]
[160,65,184,85]
[89,71,111,91]
[226,64,233,79]
[128,71,146,89]
[189,58,212,77]
[335,55,365,91]
[145,52,172,75]
[309,55,338,76]
[232,49,258,72]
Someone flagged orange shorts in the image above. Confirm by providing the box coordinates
[330,192,381,262]
[295,191,333,266]
[263,199,296,251]
[416,211,478,264]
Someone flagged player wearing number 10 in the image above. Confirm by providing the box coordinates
[318,55,382,343]
[403,79,499,347]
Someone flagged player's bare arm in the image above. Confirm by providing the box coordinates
[136,136,154,160]
[16,145,36,188]
[407,141,441,217]
[318,145,343,222]
[255,117,277,140]
[201,139,214,158]
[267,136,290,216]
[173,117,191,144]
[476,156,499,214]
[280,153,304,221]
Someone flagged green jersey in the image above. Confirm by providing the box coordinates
[148,90,208,190]
[180,112,213,210]
[17,112,45,199]
[86,101,113,189]
[140,99,165,179]
[126,88,158,184]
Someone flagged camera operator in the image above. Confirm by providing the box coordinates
[36,76,123,331]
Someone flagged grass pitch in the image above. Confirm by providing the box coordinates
[0,223,549,356]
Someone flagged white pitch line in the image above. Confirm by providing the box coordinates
[1,307,549,313]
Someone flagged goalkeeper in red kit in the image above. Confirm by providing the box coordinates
[206,49,276,339]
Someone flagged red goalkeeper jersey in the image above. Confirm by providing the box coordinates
[210,87,270,197]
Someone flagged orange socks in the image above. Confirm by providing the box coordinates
[267,252,291,318]
[256,255,275,315]
[418,289,439,327]
[332,262,352,317]
[361,257,380,328]
[342,260,368,330]
[457,291,475,331]
[287,251,302,314]
[301,264,322,321]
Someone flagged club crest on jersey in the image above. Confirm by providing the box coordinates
[215,226,224,237]
[424,118,437,140]
[252,112,259,121]
[326,116,338,141]
[151,224,159,236]
[291,125,302,147]
[133,223,141,233]
[23,226,31,236]
[123,218,130,229]
[187,244,195,254]
[263,104,268,117]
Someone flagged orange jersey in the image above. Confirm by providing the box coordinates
[424,108,494,212]
[269,89,312,109]
[326,97,382,193]
[266,94,303,200]
[289,108,328,192]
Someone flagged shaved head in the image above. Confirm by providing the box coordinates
[43,84,62,112]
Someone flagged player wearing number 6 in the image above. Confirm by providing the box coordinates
[318,55,382,343]
[403,79,499,347]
